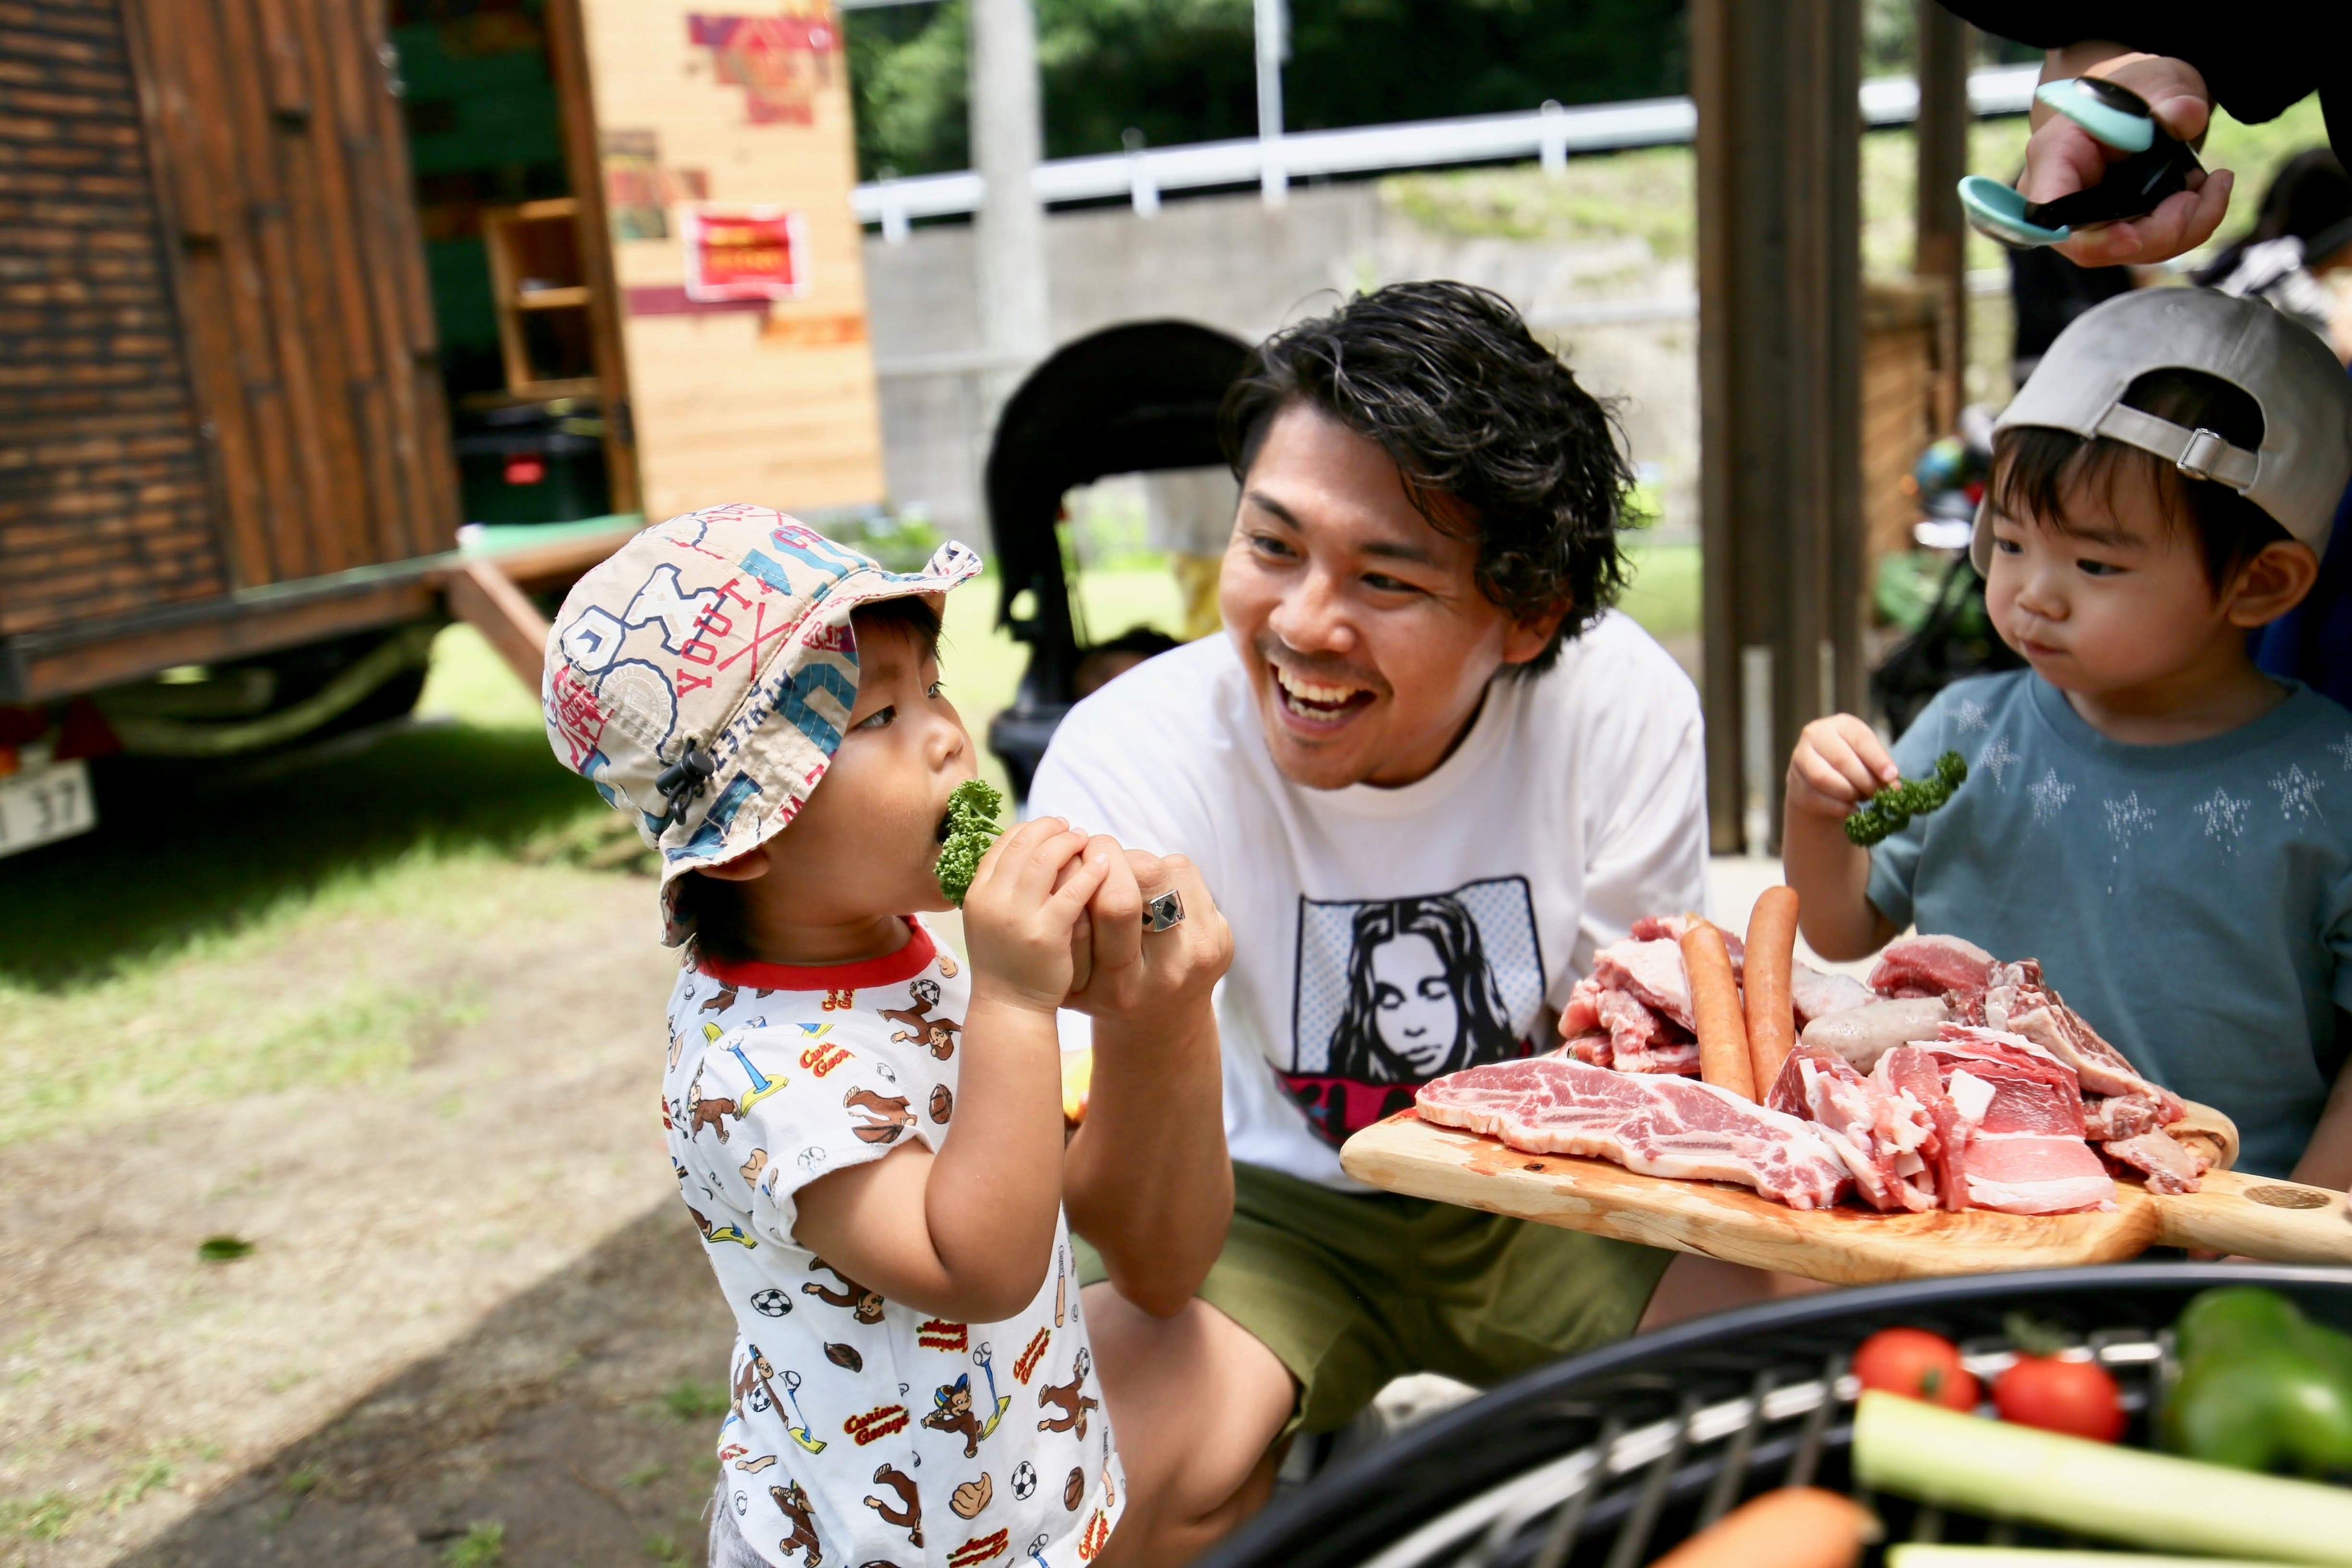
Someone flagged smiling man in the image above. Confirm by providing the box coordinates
[1030,283,1707,1561]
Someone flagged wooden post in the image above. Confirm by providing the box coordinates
[440,558,553,689]
[1693,0,1864,854]
[970,0,1051,416]
[1916,1,1972,432]
[545,0,642,516]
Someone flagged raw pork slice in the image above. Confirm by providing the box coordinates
[1800,997,1951,1071]
[1563,973,1700,1074]
[2102,1128,2208,1195]
[1592,939,1696,1029]
[1789,964,1876,1026]
[1947,1133,2114,1214]
[1630,915,1747,970]
[2081,1090,2176,1142]
[1765,1045,1938,1211]
[1870,934,1996,1000]
[1877,1045,1969,1210]
[1923,1025,2113,1214]
[1982,959,2187,1114]
[1417,1057,1850,1210]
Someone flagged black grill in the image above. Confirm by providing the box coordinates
[1200,1262,2352,1568]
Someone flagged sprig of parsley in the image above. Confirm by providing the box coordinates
[934,778,1005,905]
[1845,750,1967,846]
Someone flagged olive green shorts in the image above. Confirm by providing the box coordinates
[1076,1160,1675,1436]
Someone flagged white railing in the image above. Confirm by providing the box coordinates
[856,63,2039,239]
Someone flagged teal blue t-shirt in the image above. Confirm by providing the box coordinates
[1867,672,2352,1177]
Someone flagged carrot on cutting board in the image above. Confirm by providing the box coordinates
[1744,885,1800,1093]
[1680,920,1754,1100]
[1646,1486,1873,1568]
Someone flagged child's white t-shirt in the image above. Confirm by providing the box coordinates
[664,920,1122,1568]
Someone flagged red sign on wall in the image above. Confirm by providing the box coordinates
[683,206,809,302]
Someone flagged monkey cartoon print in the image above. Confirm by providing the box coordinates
[1284,877,1546,1147]
[665,918,1124,1567]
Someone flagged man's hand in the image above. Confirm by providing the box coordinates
[1786,714,1900,820]
[1062,841,1233,1025]
[1059,839,1234,1316]
[961,817,1111,1012]
[2022,48,2234,267]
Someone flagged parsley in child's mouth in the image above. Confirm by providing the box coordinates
[934,778,1005,905]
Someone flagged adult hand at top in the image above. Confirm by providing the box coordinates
[1060,839,1232,1028]
[2022,49,2235,267]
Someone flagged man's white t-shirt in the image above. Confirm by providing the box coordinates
[1028,613,1709,1188]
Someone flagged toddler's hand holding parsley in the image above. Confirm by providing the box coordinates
[1787,713,1905,821]
[956,808,1114,1013]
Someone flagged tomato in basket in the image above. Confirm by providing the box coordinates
[1993,1353,2125,1441]
[1852,1327,1977,1410]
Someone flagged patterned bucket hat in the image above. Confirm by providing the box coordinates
[542,503,981,943]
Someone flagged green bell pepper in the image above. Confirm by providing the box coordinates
[2162,1287,2352,1476]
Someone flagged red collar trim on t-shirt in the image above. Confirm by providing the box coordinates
[700,919,937,992]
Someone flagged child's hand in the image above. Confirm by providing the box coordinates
[1787,715,1900,821]
[961,817,1112,1012]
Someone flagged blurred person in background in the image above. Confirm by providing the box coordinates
[2196,149,2352,353]
[1937,3,2351,268]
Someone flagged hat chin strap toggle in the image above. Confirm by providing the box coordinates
[656,745,717,827]
[2092,403,2260,493]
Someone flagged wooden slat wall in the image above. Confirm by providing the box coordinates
[1862,282,1942,567]
[0,0,221,639]
[120,0,457,588]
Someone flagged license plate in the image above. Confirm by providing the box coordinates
[0,759,95,859]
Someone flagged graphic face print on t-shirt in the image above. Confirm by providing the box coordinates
[1286,876,1544,1146]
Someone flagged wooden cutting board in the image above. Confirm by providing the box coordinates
[1339,1108,2352,1285]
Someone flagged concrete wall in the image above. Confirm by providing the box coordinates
[862,180,1700,549]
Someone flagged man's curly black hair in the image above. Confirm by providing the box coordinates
[1218,280,1637,675]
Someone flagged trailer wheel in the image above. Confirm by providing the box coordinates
[96,624,439,759]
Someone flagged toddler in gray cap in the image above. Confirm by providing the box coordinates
[1783,289,2352,1183]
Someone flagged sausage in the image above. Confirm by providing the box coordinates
[1645,1487,1870,1568]
[1680,920,1754,1100]
[1743,885,1801,1094]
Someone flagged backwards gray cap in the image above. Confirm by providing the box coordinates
[1974,288,2352,574]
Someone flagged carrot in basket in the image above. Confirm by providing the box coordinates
[1680,920,1754,1100]
[1744,885,1801,1094]
[1645,1485,1871,1568]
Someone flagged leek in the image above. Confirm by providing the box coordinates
[1853,1390,2352,1566]
[1889,1550,2295,1568]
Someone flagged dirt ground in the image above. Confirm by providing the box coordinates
[0,616,1716,1568]
[0,858,746,1567]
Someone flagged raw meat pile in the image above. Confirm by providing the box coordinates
[1560,914,1874,1073]
[1418,931,2208,1216]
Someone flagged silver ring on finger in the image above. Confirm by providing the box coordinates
[1143,890,1184,933]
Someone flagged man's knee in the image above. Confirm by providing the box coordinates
[1089,1286,1297,1564]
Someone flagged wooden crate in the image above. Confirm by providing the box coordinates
[573,0,884,522]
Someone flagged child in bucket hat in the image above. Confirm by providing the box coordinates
[543,504,1144,1567]
[1781,290,2352,1186]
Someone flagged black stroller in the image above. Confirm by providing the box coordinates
[982,319,1250,800]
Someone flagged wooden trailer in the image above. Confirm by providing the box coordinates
[0,0,882,859]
